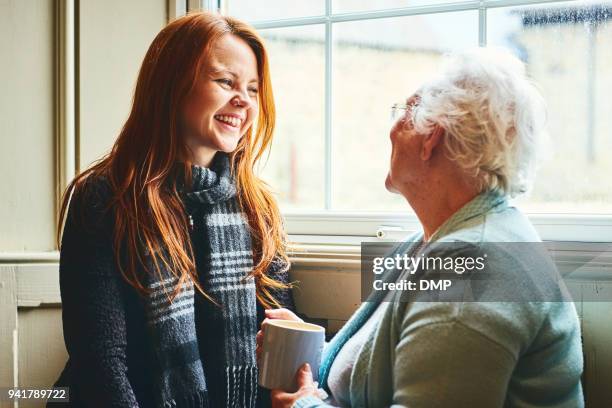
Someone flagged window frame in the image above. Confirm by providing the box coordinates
[284,211,612,242]
[212,0,612,243]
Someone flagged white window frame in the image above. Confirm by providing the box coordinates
[208,0,612,243]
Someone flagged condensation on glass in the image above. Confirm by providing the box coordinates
[489,1,612,213]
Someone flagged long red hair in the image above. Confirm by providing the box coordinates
[57,12,290,308]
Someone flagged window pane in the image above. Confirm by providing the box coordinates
[488,1,612,213]
[332,11,479,211]
[258,26,326,210]
[333,0,458,14]
[224,0,324,23]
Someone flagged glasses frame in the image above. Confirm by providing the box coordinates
[391,100,419,124]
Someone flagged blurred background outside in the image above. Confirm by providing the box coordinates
[224,0,612,214]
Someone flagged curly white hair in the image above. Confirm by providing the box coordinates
[411,46,548,197]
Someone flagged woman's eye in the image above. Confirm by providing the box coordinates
[248,87,259,96]
[216,78,232,87]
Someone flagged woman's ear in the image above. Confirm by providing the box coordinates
[420,124,445,161]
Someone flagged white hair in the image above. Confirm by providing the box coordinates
[411,46,548,197]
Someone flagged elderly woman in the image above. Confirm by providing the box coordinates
[258,47,584,407]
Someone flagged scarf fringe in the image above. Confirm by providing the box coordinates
[225,365,258,408]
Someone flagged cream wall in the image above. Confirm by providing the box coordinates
[0,1,167,407]
[0,0,56,252]
[0,0,167,248]
[79,0,167,169]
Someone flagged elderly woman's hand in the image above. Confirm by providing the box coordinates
[271,363,322,408]
[256,308,303,362]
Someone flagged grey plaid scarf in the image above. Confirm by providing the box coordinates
[142,153,258,408]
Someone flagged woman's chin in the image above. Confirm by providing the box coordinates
[385,173,397,194]
[212,133,241,153]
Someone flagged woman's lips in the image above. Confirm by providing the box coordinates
[214,114,242,128]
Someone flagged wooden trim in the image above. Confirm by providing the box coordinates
[187,0,201,12]
[0,266,18,391]
[55,0,76,246]
[0,252,60,263]
[16,264,63,308]
[168,0,187,20]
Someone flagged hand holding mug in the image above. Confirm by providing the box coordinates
[257,311,325,392]
[256,308,303,362]
[271,363,323,408]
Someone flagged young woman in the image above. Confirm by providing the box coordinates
[50,11,294,408]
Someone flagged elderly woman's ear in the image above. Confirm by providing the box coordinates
[420,124,445,161]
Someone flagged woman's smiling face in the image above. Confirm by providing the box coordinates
[181,34,260,158]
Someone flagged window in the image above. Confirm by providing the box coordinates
[218,1,612,239]
[487,1,612,214]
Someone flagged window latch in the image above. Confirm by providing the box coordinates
[376,225,412,240]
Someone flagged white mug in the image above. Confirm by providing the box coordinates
[258,319,325,392]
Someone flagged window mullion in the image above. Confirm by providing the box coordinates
[479,2,487,46]
[325,0,333,210]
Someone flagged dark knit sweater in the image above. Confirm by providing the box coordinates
[49,174,294,408]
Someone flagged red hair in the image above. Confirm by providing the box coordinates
[58,12,290,308]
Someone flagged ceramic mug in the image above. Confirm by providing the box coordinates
[258,319,325,392]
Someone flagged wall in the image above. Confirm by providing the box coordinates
[79,0,166,169]
[0,0,56,252]
[0,1,166,407]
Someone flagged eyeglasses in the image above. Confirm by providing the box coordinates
[391,101,419,123]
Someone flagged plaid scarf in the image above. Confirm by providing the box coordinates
[142,153,258,408]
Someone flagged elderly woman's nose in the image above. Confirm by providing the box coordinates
[390,123,401,140]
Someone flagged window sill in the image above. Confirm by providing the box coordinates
[285,212,612,242]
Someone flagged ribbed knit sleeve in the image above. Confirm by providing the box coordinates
[266,256,296,312]
[57,178,139,407]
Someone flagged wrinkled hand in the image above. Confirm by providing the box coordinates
[271,363,323,408]
[256,308,303,362]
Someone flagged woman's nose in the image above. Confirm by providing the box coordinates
[389,129,397,143]
[390,122,401,141]
[232,89,253,109]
